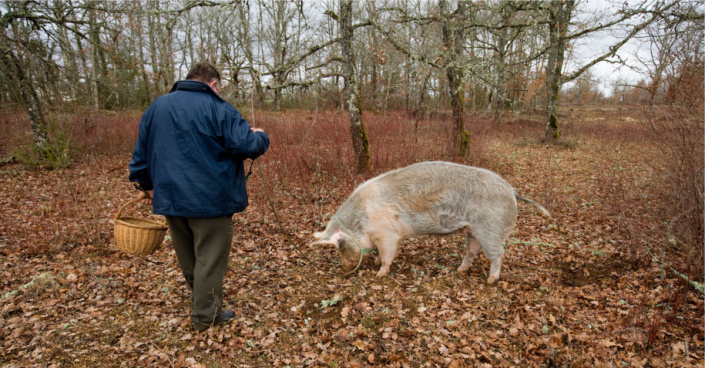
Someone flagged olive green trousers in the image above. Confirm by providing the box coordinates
[165,215,233,331]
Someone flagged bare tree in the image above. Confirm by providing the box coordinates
[258,0,298,110]
[1,38,47,149]
[53,0,79,104]
[3,0,699,156]
[439,0,470,156]
[337,0,370,172]
[215,5,248,104]
[627,2,704,110]
[541,0,683,142]
[235,1,264,107]
[0,0,79,151]
[374,0,473,156]
[543,0,574,142]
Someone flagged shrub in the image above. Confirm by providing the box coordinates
[13,117,73,170]
[646,107,704,277]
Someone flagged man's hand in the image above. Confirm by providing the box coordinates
[137,190,153,205]
[251,127,264,133]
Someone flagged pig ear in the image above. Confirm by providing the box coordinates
[310,232,345,248]
[310,231,337,247]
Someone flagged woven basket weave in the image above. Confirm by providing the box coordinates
[114,198,168,255]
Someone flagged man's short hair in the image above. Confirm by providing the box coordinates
[186,62,221,84]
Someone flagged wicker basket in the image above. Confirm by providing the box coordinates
[114,197,168,255]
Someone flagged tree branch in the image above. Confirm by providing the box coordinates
[563,1,680,84]
[372,20,443,69]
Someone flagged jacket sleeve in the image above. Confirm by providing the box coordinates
[222,109,270,160]
[128,109,154,191]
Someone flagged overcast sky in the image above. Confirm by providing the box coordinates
[564,0,655,96]
[570,35,646,97]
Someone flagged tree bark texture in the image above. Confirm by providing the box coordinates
[544,0,574,143]
[89,7,101,110]
[494,3,510,125]
[2,47,48,150]
[440,0,470,157]
[340,0,370,173]
[56,21,78,103]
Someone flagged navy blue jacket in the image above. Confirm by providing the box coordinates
[129,80,269,217]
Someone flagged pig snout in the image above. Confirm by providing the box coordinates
[338,240,365,272]
[340,257,357,272]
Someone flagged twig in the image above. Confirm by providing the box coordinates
[646,242,705,295]
[300,80,322,146]
[256,159,308,261]
[612,327,647,336]
[249,70,308,262]
[543,141,552,208]
[150,342,175,368]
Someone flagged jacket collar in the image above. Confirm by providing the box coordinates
[169,80,224,101]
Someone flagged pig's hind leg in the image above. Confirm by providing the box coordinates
[458,232,482,273]
[474,231,505,284]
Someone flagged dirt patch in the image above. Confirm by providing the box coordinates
[561,258,636,287]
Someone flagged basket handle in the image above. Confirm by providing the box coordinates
[115,196,148,220]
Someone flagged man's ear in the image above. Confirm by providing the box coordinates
[207,79,220,93]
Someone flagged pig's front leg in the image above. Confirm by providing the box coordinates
[373,233,402,277]
[458,234,482,272]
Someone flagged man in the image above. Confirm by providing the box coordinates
[129,62,269,332]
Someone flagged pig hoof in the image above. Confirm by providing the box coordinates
[457,265,469,273]
[376,269,388,278]
[487,276,499,285]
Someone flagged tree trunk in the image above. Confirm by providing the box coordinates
[3,47,48,150]
[135,9,152,104]
[57,21,78,103]
[274,87,282,111]
[418,70,430,113]
[371,58,378,110]
[340,0,370,173]
[370,24,379,111]
[147,8,161,95]
[231,66,241,101]
[405,11,411,113]
[440,0,470,157]
[494,5,509,126]
[89,7,101,110]
[544,0,574,143]
[274,72,283,111]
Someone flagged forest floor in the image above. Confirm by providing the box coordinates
[0,104,703,367]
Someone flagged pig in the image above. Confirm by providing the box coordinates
[310,161,550,284]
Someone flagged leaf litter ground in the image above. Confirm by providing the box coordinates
[0,106,702,367]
